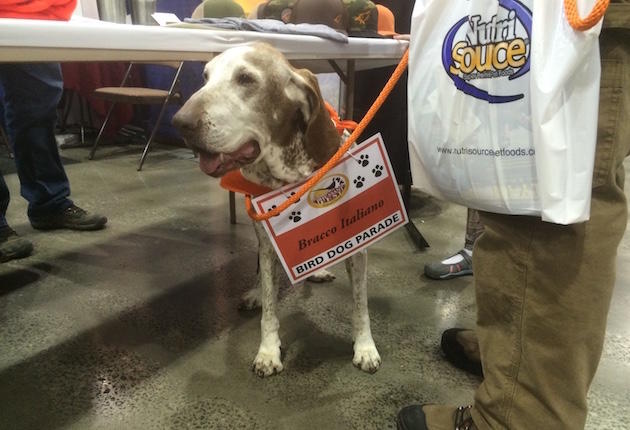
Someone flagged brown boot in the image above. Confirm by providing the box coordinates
[397,405,476,430]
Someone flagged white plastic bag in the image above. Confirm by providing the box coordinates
[407,0,603,224]
[530,0,602,223]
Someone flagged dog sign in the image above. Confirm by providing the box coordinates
[252,133,408,284]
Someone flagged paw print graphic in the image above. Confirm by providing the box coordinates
[372,164,384,177]
[289,211,302,223]
[289,191,301,202]
[353,176,365,188]
[357,154,370,167]
[267,204,277,213]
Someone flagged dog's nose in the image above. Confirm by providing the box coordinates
[172,109,199,133]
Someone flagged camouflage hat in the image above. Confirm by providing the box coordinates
[292,0,347,32]
[343,0,382,38]
[257,0,297,23]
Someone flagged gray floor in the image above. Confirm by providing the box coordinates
[0,144,629,429]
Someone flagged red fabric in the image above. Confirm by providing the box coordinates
[0,0,77,20]
[61,63,143,136]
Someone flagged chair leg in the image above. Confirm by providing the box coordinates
[229,191,236,224]
[78,94,86,145]
[0,125,13,158]
[89,102,117,160]
[137,100,171,171]
[59,90,74,133]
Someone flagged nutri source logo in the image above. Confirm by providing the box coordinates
[442,0,532,103]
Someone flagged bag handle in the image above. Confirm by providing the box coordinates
[564,0,610,31]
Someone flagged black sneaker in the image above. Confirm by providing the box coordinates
[30,204,108,231]
[0,226,34,263]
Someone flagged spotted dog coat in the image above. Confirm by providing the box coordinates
[173,43,381,376]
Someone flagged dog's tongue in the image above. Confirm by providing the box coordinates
[198,141,260,177]
[199,152,223,176]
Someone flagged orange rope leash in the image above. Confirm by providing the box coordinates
[564,0,609,31]
[246,48,410,221]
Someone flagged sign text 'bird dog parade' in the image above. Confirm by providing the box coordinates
[252,134,408,283]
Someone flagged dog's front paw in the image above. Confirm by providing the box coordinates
[307,269,336,283]
[353,342,381,374]
[252,349,283,377]
[239,288,262,310]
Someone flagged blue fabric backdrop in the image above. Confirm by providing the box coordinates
[143,0,205,140]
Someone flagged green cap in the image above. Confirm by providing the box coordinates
[343,0,381,38]
[201,0,245,18]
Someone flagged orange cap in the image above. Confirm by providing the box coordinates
[376,4,398,37]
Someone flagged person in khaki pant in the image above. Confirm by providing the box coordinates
[397,2,630,429]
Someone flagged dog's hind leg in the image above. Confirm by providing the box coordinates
[346,249,381,373]
[251,222,283,377]
[239,254,262,310]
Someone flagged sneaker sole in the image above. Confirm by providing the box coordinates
[424,269,473,280]
[30,221,107,231]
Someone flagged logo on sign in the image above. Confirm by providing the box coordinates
[442,0,532,103]
[307,174,349,208]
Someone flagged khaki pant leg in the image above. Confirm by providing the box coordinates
[470,29,630,430]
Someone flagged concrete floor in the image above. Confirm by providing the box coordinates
[0,143,629,430]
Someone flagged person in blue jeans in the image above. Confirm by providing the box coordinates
[0,63,107,263]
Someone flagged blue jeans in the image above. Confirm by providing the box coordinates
[0,63,72,227]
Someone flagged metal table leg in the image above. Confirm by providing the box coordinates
[340,59,429,250]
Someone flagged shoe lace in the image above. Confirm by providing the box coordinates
[65,205,87,216]
[454,405,474,430]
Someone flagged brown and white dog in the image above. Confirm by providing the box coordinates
[172,43,380,377]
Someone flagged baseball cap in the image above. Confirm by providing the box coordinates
[199,0,246,18]
[344,0,382,38]
[256,0,296,22]
[291,0,348,33]
[375,4,398,37]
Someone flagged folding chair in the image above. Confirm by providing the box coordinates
[88,61,184,171]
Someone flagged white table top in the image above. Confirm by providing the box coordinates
[0,18,408,72]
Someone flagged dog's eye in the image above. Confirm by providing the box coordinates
[203,70,209,82]
[235,71,256,86]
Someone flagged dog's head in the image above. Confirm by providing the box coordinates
[172,43,339,181]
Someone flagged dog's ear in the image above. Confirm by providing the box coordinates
[287,67,340,165]
[287,68,321,129]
